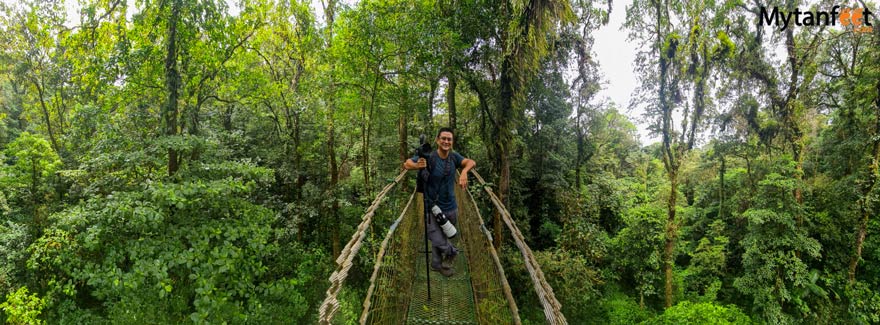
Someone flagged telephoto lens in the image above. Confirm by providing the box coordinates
[431,205,458,238]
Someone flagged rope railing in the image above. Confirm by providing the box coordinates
[471,170,568,325]
[359,190,416,324]
[359,189,421,324]
[457,175,522,324]
[318,169,408,324]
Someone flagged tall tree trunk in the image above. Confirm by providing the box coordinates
[719,155,725,220]
[361,102,369,194]
[575,97,584,196]
[223,104,234,131]
[664,171,678,307]
[399,101,408,164]
[493,0,516,254]
[494,48,517,251]
[323,0,341,259]
[189,97,205,162]
[467,73,504,249]
[784,27,808,221]
[363,75,380,194]
[293,112,303,200]
[33,82,59,154]
[428,78,438,130]
[57,84,67,141]
[652,0,676,307]
[11,81,27,130]
[447,73,457,130]
[163,0,182,176]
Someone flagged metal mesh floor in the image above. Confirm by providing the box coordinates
[406,237,478,324]
[362,188,518,324]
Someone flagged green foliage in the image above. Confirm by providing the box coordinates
[845,281,880,324]
[611,205,665,304]
[0,221,29,293]
[559,218,610,264]
[26,172,316,323]
[535,249,602,322]
[601,291,654,324]
[734,170,822,323]
[643,301,752,324]
[682,219,728,300]
[713,31,735,60]
[0,286,46,325]
[1,132,61,206]
[0,0,877,322]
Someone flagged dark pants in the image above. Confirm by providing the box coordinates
[427,208,458,269]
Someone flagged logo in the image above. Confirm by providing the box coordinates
[759,5,874,33]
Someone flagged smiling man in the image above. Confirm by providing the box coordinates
[403,127,476,277]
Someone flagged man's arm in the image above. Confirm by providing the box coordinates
[458,158,476,189]
[461,158,475,173]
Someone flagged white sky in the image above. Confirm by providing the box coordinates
[591,0,653,144]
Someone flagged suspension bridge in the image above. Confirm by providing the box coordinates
[318,170,567,324]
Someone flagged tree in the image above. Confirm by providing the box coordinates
[492,0,574,249]
[162,0,182,175]
[821,14,880,284]
[321,0,342,258]
[1,132,61,225]
[569,0,611,194]
[612,205,665,309]
[733,164,822,323]
[248,0,319,202]
[0,1,72,156]
[626,0,733,307]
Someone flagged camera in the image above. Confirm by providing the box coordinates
[414,134,432,193]
[431,205,458,238]
[415,134,433,159]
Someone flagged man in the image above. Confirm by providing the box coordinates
[403,127,476,277]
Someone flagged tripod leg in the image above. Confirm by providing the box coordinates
[425,212,431,301]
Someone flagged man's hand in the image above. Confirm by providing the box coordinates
[403,158,428,170]
[458,173,468,189]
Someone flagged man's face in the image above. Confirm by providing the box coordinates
[436,131,453,152]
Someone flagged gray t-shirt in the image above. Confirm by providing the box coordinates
[411,150,464,211]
